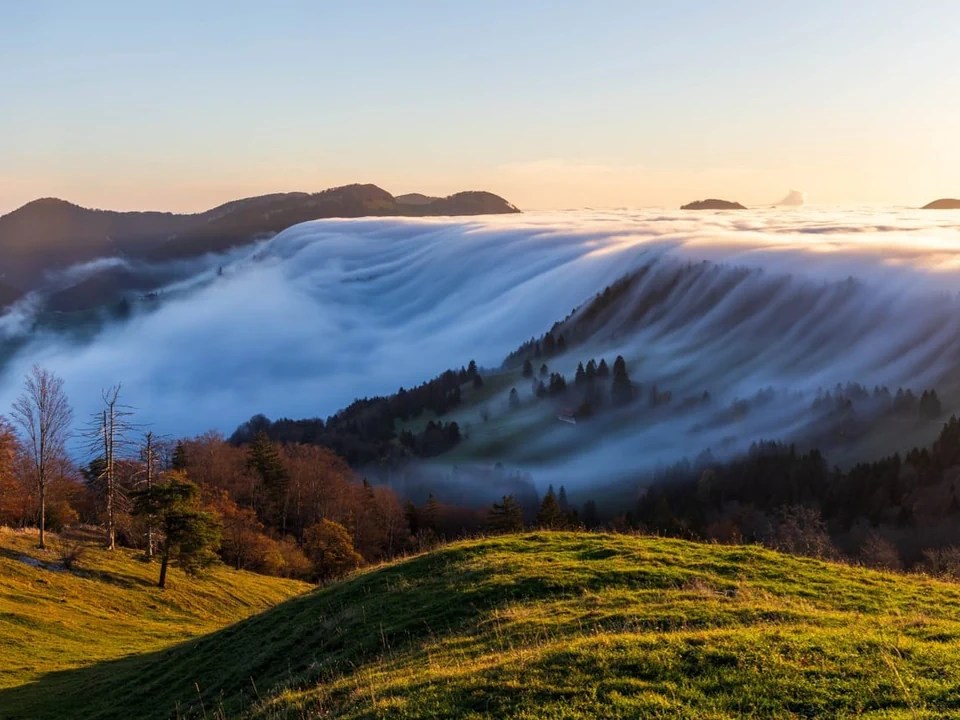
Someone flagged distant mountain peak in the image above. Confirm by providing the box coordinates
[680,198,746,210]
[776,190,806,207]
[922,198,960,210]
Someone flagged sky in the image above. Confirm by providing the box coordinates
[2,0,959,214]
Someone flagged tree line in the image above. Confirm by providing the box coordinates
[627,416,960,574]
[228,361,484,465]
[0,366,486,588]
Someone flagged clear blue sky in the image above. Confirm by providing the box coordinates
[2,1,958,212]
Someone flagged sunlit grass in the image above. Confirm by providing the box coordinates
[6,531,960,718]
[0,528,308,702]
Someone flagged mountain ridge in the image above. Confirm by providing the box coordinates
[0,184,520,303]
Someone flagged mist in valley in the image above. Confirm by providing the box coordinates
[1,208,959,496]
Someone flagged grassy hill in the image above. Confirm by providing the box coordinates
[0,528,308,717]
[4,532,960,719]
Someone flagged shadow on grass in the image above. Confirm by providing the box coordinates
[0,647,171,720]
[0,535,690,720]
[0,541,567,720]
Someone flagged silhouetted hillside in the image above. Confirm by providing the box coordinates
[395,192,439,205]
[0,184,520,306]
[681,198,746,210]
[922,198,960,209]
[0,198,194,287]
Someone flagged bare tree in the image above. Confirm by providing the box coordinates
[11,366,73,550]
[85,385,136,550]
[139,431,162,558]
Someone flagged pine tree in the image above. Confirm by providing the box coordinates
[488,495,524,533]
[131,474,221,589]
[522,359,534,378]
[611,355,633,405]
[597,359,610,378]
[247,432,289,532]
[581,499,600,529]
[585,359,597,382]
[575,362,586,386]
[543,332,556,356]
[171,440,188,471]
[558,485,570,513]
[509,388,521,409]
[421,493,441,532]
[537,486,563,528]
[549,373,567,395]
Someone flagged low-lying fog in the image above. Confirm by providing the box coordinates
[1,208,959,483]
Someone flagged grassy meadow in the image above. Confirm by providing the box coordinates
[5,531,960,718]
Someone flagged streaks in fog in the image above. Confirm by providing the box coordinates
[0,207,957,478]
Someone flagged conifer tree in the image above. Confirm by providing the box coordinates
[575,362,586,386]
[543,332,556,356]
[611,355,633,405]
[171,440,188,471]
[247,432,289,532]
[132,474,221,589]
[537,486,563,528]
[585,359,597,381]
[581,499,600,529]
[488,495,524,533]
[421,493,441,532]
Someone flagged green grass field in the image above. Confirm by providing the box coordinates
[0,528,308,718]
[5,530,960,718]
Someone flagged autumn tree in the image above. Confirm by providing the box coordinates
[0,418,26,525]
[11,366,73,549]
[132,473,221,588]
[303,519,362,581]
[209,491,264,570]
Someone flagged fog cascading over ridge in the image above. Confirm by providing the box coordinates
[1,208,959,487]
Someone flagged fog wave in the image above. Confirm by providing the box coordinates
[0,208,958,479]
